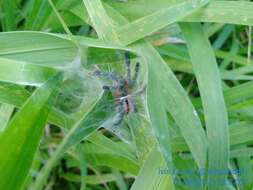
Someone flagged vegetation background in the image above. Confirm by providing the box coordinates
[0,0,253,190]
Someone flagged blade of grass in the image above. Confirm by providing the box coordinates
[0,0,18,31]
[73,143,138,175]
[0,81,72,128]
[76,145,87,190]
[87,132,137,163]
[212,25,234,50]
[0,31,77,68]
[0,73,62,190]
[0,103,14,132]
[0,57,58,86]
[130,147,174,190]
[83,0,120,43]
[127,114,156,165]
[61,173,130,185]
[33,92,116,190]
[145,49,173,167]
[180,23,229,189]
[25,0,52,30]
[0,31,130,67]
[105,0,253,26]
[115,0,209,45]
[237,151,253,189]
[171,121,253,153]
[137,41,207,169]
[184,1,253,26]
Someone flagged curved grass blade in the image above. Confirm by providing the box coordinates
[127,114,156,165]
[0,31,78,68]
[184,1,253,26]
[33,92,116,190]
[0,103,14,132]
[87,131,137,163]
[25,0,52,30]
[180,23,229,189]
[0,57,58,86]
[105,0,253,26]
[0,73,62,190]
[145,52,173,168]
[136,42,207,170]
[0,0,18,31]
[0,81,30,106]
[83,0,120,43]
[77,145,139,175]
[130,147,174,190]
[115,0,209,45]
[0,81,72,128]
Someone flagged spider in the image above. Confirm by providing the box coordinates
[94,52,140,126]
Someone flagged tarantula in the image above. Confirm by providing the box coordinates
[94,52,140,126]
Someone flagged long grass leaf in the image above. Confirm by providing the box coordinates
[0,73,62,190]
[33,92,115,190]
[115,0,209,45]
[180,23,229,189]
[130,147,174,190]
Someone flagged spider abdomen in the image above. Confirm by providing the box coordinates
[123,98,135,114]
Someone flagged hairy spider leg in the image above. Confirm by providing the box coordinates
[131,62,140,86]
[113,100,126,126]
[94,69,123,82]
[124,52,131,84]
[94,70,128,97]
[102,85,117,91]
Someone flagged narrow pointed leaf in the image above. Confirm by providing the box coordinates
[0,73,62,190]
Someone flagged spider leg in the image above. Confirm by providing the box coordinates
[125,52,131,84]
[94,69,123,82]
[131,62,140,86]
[102,85,117,91]
[113,102,126,126]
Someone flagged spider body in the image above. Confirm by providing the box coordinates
[94,52,140,126]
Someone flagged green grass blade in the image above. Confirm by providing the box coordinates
[115,0,209,45]
[76,145,87,190]
[130,147,174,190]
[25,0,52,30]
[87,132,137,163]
[0,57,58,86]
[0,81,30,106]
[180,23,229,189]
[33,92,116,190]
[0,31,77,68]
[184,1,253,26]
[0,0,18,31]
[83,0,120,42]
[106,1,253,26]
[171,121,253,153]
[0,73,62,190]
[145,50,173,167]
[0,81,72,128]
[127,114,156,165]
[0,104,14,132]
[136,42,207,169]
